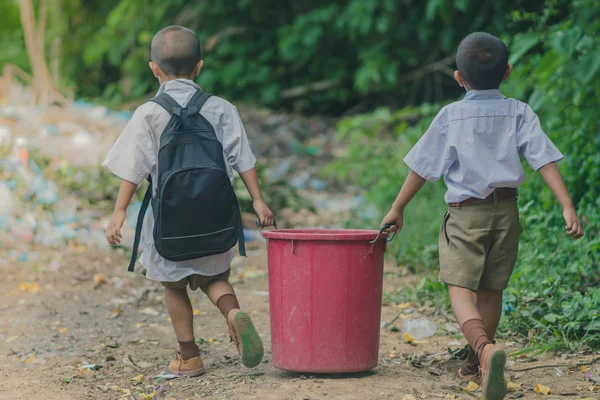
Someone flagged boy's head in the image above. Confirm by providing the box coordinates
[454,32,511,90]
[149,26,203,82]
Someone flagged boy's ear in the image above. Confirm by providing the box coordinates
[503,63,513,81]
[149,61,162,79]
[454,70,466,88]
[193,60,204,77]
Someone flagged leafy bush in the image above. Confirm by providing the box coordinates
[2,0,544,112]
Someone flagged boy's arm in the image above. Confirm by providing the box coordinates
[538,162,584,239]
[239,168,274,227]
[106,180,137,245]
[381,171,427,233]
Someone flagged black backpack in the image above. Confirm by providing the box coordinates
[128,90,246,272]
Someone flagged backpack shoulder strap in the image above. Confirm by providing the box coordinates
[148,93,181,115]
[128,177,152,272]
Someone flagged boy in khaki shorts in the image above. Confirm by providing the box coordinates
[382,32,583,400]
[103,26,274,376]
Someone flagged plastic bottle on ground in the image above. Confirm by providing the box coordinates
[402,317,437,340]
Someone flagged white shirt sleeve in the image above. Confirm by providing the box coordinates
[221,106,257,174]
[102,104,156,184]
[403,108,454,181]
[517,105,564,170]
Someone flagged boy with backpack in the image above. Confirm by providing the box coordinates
[381,32,583,400]
[102,26,274,376]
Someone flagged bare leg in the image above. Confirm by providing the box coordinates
[448,284,481,326]
[165,287,199,360]
[165,287,195,341]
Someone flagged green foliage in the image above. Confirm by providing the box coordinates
[328,0,600,351]
[1,0,544,112]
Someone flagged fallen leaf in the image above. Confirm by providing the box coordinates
[581,366,591,372]
[193,309,200,317]
[590,386,597,392]
[110,307,123,319]
[58,327,68,333]
[19,282,40,293]
[207,337,220,344]
[465,381,479,392]
[445,395,457,399]
[395,302,412,310]
[70,241,87,254]
[24,354,36,364]
[403,333,416,343]
[507,381,521,391]
[93,273,106,288]
[534,383,551,395]
[131,374,145,383]
[386,350,397,358]
[138,391,157,400]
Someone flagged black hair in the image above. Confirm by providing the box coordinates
[151,26,202,77]
[456,32,509,90]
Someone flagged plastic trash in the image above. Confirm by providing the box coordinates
[126,201,142,229]
[290,171,310,190]
[0,125,12,147]
[35,220,64,248]
[31,176,58,205]
[54,195,78,225]
[309,178,327,191]
[0,182,15,219]
[267,159,293,182]
[56,224,76,240]
[402,318,437,340]
[11,214,36,243]
[244,229,264,242]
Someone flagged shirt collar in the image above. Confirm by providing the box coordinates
[157,78,202,95]
[463,89,506,100]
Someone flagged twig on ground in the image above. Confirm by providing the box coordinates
[509,356,600,372]
[384,311,403,328]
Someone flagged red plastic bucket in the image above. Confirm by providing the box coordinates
[262,228,390,373]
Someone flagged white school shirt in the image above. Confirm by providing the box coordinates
[403,89,564,203]
[102,79,256,281]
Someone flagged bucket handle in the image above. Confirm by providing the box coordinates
[370,224,397,244]
[256,218,278,239]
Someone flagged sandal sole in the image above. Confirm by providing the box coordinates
[483,349,506,400]
[232,311,264,368]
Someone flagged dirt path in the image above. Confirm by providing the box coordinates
[0,244,597,400]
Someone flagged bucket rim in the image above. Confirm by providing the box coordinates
[261,228,388,241]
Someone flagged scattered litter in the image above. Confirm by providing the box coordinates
[153,372,180,380]
[465,381,479,392]
[58,327,68,333]
[81,364,102,371]
[507,381,521,391]
[93,273,106,288]
[193,309,200,317]
[19,282,40,293]
[534,383,552,395]
[123,354,139,369]
[402,317,437,340]
[131,374,145,383]
[140,307,160,316]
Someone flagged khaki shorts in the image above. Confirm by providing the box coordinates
[161,269,231,293]
[439,199,519,291]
